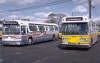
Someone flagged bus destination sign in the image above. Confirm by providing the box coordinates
[66,17,83,21]
[3,21,18,25]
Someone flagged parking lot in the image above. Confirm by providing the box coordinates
[0,38,100,63]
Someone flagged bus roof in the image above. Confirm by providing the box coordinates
[12,20,58,26]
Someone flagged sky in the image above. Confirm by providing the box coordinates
[0,0,100,22]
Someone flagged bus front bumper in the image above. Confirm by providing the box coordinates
[1,41,21,45]
[60,44,90,48]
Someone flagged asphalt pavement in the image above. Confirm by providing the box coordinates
[0,38,100,63]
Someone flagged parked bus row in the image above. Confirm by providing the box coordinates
[0,16,99,48]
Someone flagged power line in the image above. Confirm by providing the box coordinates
[6,0,72,12]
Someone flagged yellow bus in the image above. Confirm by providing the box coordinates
[58,26,62,38]
[58,32,62,38]
[61,16,98,48]
[0,24,2,39]
[98,25,100,35]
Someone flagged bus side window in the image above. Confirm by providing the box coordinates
[38,26,45,32]
[21,26,26,34]
[29,26,37,32]
[49,26,54,31]
[45,26,48,31]
[54,26,58,31]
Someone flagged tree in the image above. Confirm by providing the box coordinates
[21,18,30,21]
[48,13,57,23]
[48,13,66,24]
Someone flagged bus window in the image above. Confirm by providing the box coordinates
[29,26,37,32]
[45,26,48,31]
[38,26,45,31]
[3,25,20,35]
[54,26,58,31]
[61,23,88,35]
[21,26,26,34]
[49,25,54,31]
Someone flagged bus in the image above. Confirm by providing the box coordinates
[61,16,98,48]
[0,21,4,39]
[1,20,59,45]
[98,25,100,36]
[58,26,62,38]
[0,24,2,39]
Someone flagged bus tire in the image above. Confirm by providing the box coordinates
[89,39,93,48]
[28,38,33,45]
[52,34,56,41]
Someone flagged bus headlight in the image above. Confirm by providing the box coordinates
[63,38,68,42]
[62,38,68,44]
[80,38,88,42]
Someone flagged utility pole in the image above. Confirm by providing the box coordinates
[89,0,91,19]
[72,12,73,16]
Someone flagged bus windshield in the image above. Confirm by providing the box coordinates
[3,25,20,35]
[61,23,88,35]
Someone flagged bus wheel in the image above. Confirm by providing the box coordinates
[28,38,33,45]
[52,35,56,41]
[89,39,93,48]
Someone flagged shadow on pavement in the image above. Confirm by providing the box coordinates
[57,44,89,51]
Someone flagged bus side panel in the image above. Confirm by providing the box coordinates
[90,33,98,45]
[46,31,59,40]
[21,35,29,44]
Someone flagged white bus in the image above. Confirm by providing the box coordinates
[61,16,98,48]
[1,20,59,45]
